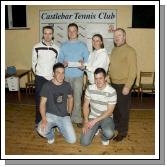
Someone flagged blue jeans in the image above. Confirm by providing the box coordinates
[65,76,83,123]
[37,113,76,144]
[80,117,115,146]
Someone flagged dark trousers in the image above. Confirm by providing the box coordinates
[111,83,131,137]
[35,75,48,124]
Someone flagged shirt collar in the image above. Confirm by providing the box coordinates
[42,39,54,46]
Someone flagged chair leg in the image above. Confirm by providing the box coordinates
[29,86,31,94]
[141,90,143,102]
[26,85,27,94]
[31,86,32,94]
[137,88,140,97]
[33,86,35,94]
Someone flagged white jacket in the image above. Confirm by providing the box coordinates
[86,48,109,84]
[32,41,59,80]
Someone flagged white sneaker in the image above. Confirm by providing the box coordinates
[95,129,100,136]
[101,140,109,145]
[37,127,46,137]
[48,138,55,144]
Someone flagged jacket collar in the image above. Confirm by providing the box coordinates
[42,39,54,46]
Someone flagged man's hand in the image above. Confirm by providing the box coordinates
[41,119,47,132]
[82,122,89,135]
[87,119,97,129]
[78,60,85,70]
[122,86,130,95]
[82,119,98,135]
[63,61,68,67]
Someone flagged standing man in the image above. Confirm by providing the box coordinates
[109,28,137,141]
[32,25,59,127]
[80,68,117,146]
[37,63,76,144]
[58,23,89,128]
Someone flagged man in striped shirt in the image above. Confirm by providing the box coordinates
[80,68,117,146]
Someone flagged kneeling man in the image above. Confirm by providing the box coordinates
[80,68,117,146]
[37,63,76,144]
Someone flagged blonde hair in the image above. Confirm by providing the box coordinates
[115,28,126,37]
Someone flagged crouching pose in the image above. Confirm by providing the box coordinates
[37,63,76,144]
[80,68,117,146]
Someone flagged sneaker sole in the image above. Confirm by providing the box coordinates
[48,139,55,144]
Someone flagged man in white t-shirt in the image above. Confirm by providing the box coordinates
[80,68,117,146]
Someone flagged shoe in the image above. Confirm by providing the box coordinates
[34,124,38,130]
[35,123,38,128]
[53,127,60,133]
[95,129,100,136]
[55,127,62,136]
[101,140,109,145]
[48,138,55,144]
[37,127,46,137]
[113,134,125,142]
[77,123,83,128]
[56,127,59,132]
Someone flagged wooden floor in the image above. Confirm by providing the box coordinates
[5,103,155,155]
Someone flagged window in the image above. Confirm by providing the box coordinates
[5,5,27,29]
[132,5,155,28]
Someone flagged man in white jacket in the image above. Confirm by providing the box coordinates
[32,25,59,127]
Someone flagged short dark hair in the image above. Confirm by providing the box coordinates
[42,25,54,40]
[94,68,107,78]
[92,34,104,50]
[42,25,54,34]
[68,23,78,31]
[53,63,65,72]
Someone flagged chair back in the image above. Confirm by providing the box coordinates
[27,68,35,83]
[139,72,155,86]
[139,71,155,101]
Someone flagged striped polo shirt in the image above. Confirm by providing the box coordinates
[85,84,117,119]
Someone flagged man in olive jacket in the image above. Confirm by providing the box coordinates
[109,28,137,142]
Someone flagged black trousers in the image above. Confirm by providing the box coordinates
[35,75,48,124]
[111,83,131,137]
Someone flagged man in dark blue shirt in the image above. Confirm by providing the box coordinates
[37,63,76,144]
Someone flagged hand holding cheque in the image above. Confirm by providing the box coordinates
[64,60,87,70]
